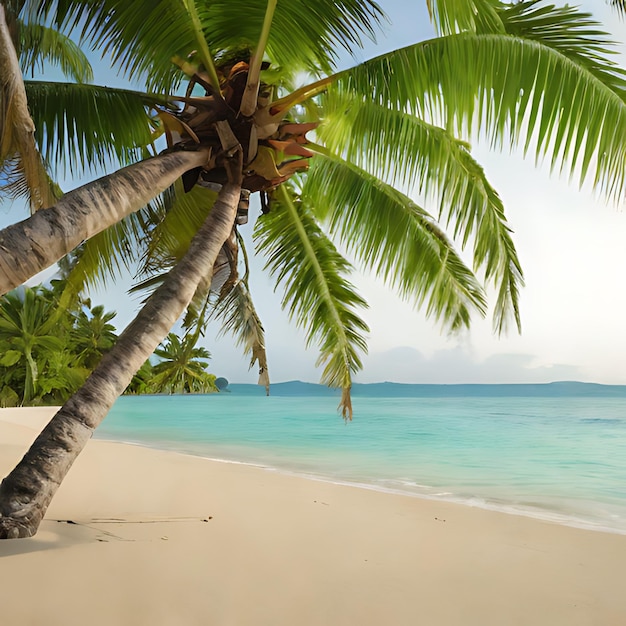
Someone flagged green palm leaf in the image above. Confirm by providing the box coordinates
[34,0,204,93]
[54,153,168,309]
[202,0,383,76]
[35,0,383,92]
[24,81,166,174]
[335,32,626,200]
[493,1,626,98]
[137,181,218,278]
[58,205,160,309]
[318,91,522,332]
[303,150,487,332]
[254,185,369,420]
[19,21,93,82]
[610,1,626,16]
[426,0,503,35]
[428,0,626,99]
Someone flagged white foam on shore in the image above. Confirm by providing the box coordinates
[95,434,626,536]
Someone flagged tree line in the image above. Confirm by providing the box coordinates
[0,281,217,407]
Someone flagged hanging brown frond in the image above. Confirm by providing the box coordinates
[212,279,270,396]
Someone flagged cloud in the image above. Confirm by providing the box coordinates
[356,346,582,384]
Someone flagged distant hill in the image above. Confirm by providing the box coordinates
[226,380,626,398]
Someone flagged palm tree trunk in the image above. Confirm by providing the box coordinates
[0,148,210,296]
[0,174,241,539]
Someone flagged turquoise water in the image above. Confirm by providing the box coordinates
[96,386,626,534]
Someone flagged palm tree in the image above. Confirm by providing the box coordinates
[150,332,217,394]
[124,360,154,396]
[0,0,625,537]
[0,280,123,406]
[71,304,118,369]
[0,287,63,404]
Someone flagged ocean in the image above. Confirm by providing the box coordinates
[95,382,626,534]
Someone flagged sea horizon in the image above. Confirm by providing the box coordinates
[222,379,626,396]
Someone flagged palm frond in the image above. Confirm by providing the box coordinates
[1,6,57,210]
[24,81,165,176]
[211,231,269,391]
[203,0,384,76]
[33,0,197,93]
[494,1,626,98]
[609,1,626,17]
[57,203,162,311]
[303,151,487,332]
[34,0,384,91]
[318,92,523,332]
[254,185,369,419]
[427,0,626,100]
[426,0,504,35]
[335,32,626,200]
[212,279,270,392]
[19,21,93,82]
[137,181,218,279]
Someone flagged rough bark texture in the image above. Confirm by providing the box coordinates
[0,175,241,539]
[0,149,210,296]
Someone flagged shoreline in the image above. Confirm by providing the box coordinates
[97,434,626,537]
[1,407,626,624]
[90,427,626,537]
[4,405,625,536]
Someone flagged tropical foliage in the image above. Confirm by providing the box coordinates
[0,0,93,211]
[0,285,95,406]
[70,303,117,369]
[0,284,217,406]
[610,1,625,16]
[150,332,217,394]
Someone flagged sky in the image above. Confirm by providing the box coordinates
[3,0,626,385]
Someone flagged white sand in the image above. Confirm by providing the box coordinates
[1,406,625,625]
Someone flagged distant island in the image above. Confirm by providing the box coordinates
[226,380,626,398]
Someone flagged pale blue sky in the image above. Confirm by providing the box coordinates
[4,1,626,385]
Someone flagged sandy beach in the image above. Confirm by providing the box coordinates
[1,407,625,625]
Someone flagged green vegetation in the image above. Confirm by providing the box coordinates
[150,333,217,394]
[0,284,217,407]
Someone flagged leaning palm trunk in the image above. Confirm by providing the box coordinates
[0,148,210,296]
[0,176,241,539]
